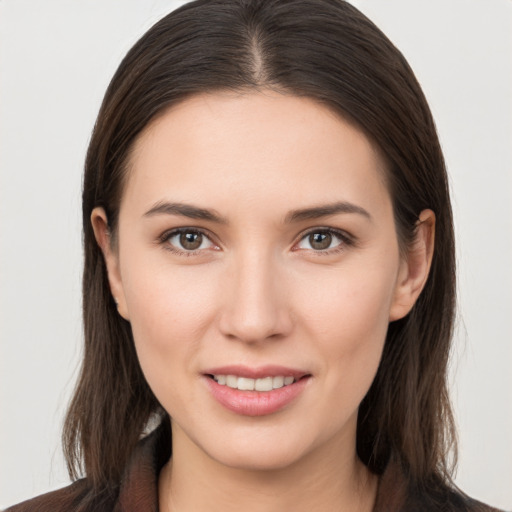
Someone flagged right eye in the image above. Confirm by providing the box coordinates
[160,228,218,255]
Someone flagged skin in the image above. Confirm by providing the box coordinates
[92,91,434,511]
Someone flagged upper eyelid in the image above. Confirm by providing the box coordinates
[159,226,215,242]
[158,227,220,256]
[157,225,354,251]
[292,227,355,255]
[295,226,353,242]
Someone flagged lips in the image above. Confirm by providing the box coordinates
[203,365,311,416]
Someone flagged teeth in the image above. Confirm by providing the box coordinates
[237,377,255,391]
[272,376,284,389]
[213,374,297,391]
[226,375,238,388]
[255,376,273,391]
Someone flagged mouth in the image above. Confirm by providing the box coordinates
[203,366,311,416]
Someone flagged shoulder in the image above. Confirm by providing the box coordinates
[374,458,505,512]
[4,480,120,512]
[463,498,506,512]
[5,422,170,512]
[4,480,93,512]
[407,491,505,512]
[405,488,505,512]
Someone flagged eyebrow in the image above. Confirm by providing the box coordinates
[285,201,372,223]
[143,201,227,224]
[143,200,371,224]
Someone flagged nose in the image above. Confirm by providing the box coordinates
[218,250,293,344]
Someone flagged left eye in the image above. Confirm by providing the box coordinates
[165,230,215,252]
[296,230,345,251]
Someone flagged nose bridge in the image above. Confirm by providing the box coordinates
[219,247,291,343]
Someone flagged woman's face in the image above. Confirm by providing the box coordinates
[95,91,431,471]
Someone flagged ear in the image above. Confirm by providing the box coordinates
[91,207,130,320]
[389,209,435,321]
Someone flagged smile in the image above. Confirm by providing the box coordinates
[204,367,311,416]
[212,375,295,391]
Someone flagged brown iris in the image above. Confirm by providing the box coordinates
[180,232,203,250]
[309,232,332,250]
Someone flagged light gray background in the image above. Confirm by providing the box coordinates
[1,0,511,509]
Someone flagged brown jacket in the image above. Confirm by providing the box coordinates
[5,425,503,512]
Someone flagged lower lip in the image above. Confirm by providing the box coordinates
[204,376,310,416]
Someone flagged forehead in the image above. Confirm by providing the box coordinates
[122,91,391,219]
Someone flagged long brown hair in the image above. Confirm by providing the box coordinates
[64,0,456,503]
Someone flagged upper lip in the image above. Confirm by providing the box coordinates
[203,365,310,380]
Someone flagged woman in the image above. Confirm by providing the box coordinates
[6,0,504,510]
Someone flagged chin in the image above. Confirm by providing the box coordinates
[193,424,322,472]
[210,444,307,472]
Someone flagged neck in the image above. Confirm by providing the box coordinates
[159,423,378,512]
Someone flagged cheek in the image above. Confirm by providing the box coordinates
[294,259,397,344]
[124,258,219,331]
[119,256,221,385]
[313,286,390,382]
[292,261,397,406]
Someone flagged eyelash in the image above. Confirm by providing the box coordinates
[158,227,218,257]
[157,227,355,256]
[292,227,354,256]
